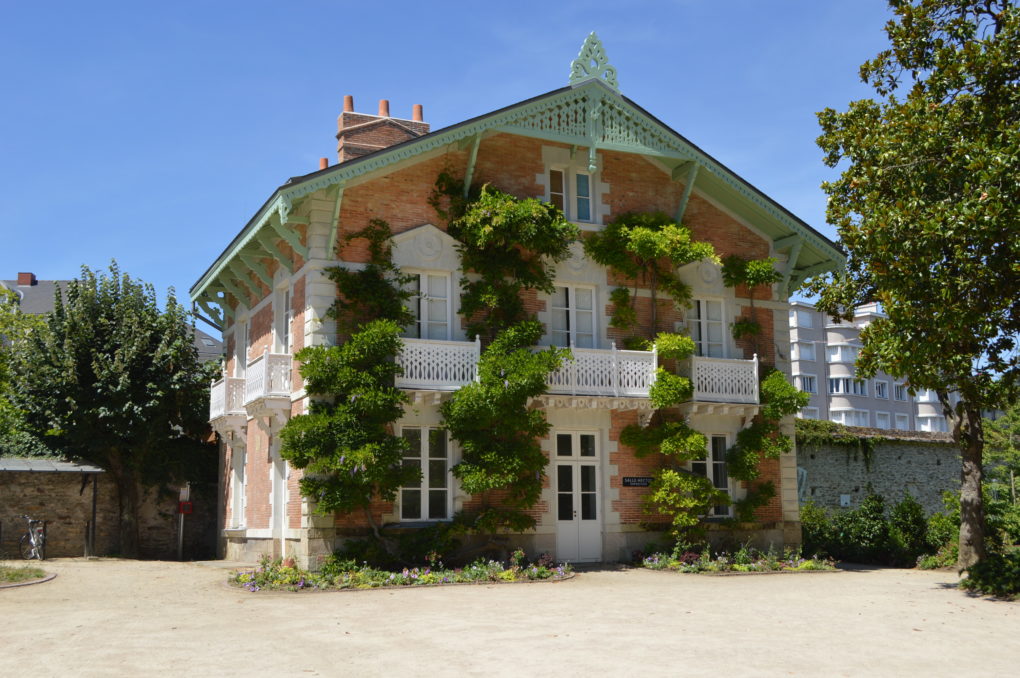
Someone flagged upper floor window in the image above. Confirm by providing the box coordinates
[831,409,869,427]
[829,377,867,396]
[793,342,816,362]
[875,411,891,429]
[826,344,859,363]
[550,285,595,348]
[690,299,725,358]
[798,407,820,420]
[796,375,817,394]
[549,169,593,223]
[399,427,452,521]
[916,389,939,404]
[917,416,948,433]
[789,309,814,328]
[894,383,908,401]
[404,272,450,341]
[874,381,888,399]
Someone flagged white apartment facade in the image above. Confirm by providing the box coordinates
[789,301,950,433]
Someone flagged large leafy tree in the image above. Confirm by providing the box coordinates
[813,0,1019,567]
[13,264,216,557]
[0,289,53,456]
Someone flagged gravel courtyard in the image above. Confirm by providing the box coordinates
[1,558,1017,677]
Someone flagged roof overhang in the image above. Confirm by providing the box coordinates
[190,79,843,309]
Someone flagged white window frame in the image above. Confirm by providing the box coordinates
[851,379,868,396]
[789,309,814,328]
[916,389,939,404]
[689,298,726,358]
[795,374,817,394]
[894,383,909,401]
[398,426,454,522]
[549,283,597,348]
[403,270,454,341]
[917,416,948,433]
[689,434,731,517]
[826,344,859,364]
[798,407,820,420]
[875,411,891,430]
[794,341,816,362]
[894,413,911,431]
[548,167,595,224]
[274,284,293,354]
[874,380,889,400]
[830,408,870,427]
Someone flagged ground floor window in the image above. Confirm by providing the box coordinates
[399,427,451,521]
[895,413,910,430]
[691,434,730,516]
[831,409,869,427]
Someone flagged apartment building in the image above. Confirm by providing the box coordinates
[789,300,949,432]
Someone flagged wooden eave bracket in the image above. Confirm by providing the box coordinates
[462,134,481,199]
[238,251,273,288]
[228,261,261,298]
[327,183,345,258]
[270,213,309,260]
[773,235,804,296]
[673,160,699,224]
[254,229,293,273]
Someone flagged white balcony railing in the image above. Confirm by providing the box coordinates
[210,376,246,420]
[244,351,293,406]
[547,345,657,397]
[395,338,480,391]
[395,338,657,398]
[682,355,759,404]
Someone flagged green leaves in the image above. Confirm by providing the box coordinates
[444,182,579,341]
[280,320,414,515]
[441,321,569,521]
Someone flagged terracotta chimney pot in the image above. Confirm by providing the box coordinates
[319,157,328,170]
[378,99,390,117]
[412,104,423,122]
[343,95,354,112]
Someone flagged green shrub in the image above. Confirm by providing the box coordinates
[961,550,1020,599]
[830,492,890,563]
[799,501,834,557]
[888,495,928,566]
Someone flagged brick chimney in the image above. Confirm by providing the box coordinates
[335,95,430,164]
[17,272,36,286]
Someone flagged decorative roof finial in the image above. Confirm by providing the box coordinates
[569,32,618,91]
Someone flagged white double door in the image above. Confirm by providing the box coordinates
[554,431,602,563]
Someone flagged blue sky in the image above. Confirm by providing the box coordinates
[0,0,893,308]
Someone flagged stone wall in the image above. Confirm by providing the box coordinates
[797,435,960,515]
[0,471,217,559]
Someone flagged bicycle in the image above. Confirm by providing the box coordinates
[19,514,46,560]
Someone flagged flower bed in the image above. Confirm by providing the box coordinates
[232,550,572,592]
[639,546,836,574]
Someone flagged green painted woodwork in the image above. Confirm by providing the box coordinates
[779,237,804,296]
[255,230,293,272]
[197,299,223,327]
[216,277,249,309]
[269,214,309,260]
[227,262,259,299]
[673,162,699,224]
[569,32,618,91]
[463,134,481,199]
[327,184,345,257]
[191,76,843,307]
[238,251,273,288]
[772,234,802,251]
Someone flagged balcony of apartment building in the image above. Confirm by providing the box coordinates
[393,337,759,413]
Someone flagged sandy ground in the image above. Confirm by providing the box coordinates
[0,558,1017,677]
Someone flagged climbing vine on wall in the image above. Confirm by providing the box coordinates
[584,211,717,345]
[279,221,416,536]
[720,255,783,353]
[431,172,576,532]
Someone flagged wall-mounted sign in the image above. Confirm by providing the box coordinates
[622,476,654,487]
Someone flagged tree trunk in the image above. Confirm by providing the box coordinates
[957,407,986,570]
[114,470,142,558]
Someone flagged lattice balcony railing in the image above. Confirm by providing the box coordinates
[243,351,293,406]
[395,338,481,391]
[210,376,246,420]
[680,355,759,404]
[547,345,657,397]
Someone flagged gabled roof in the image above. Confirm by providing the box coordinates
[191,40,842,309]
